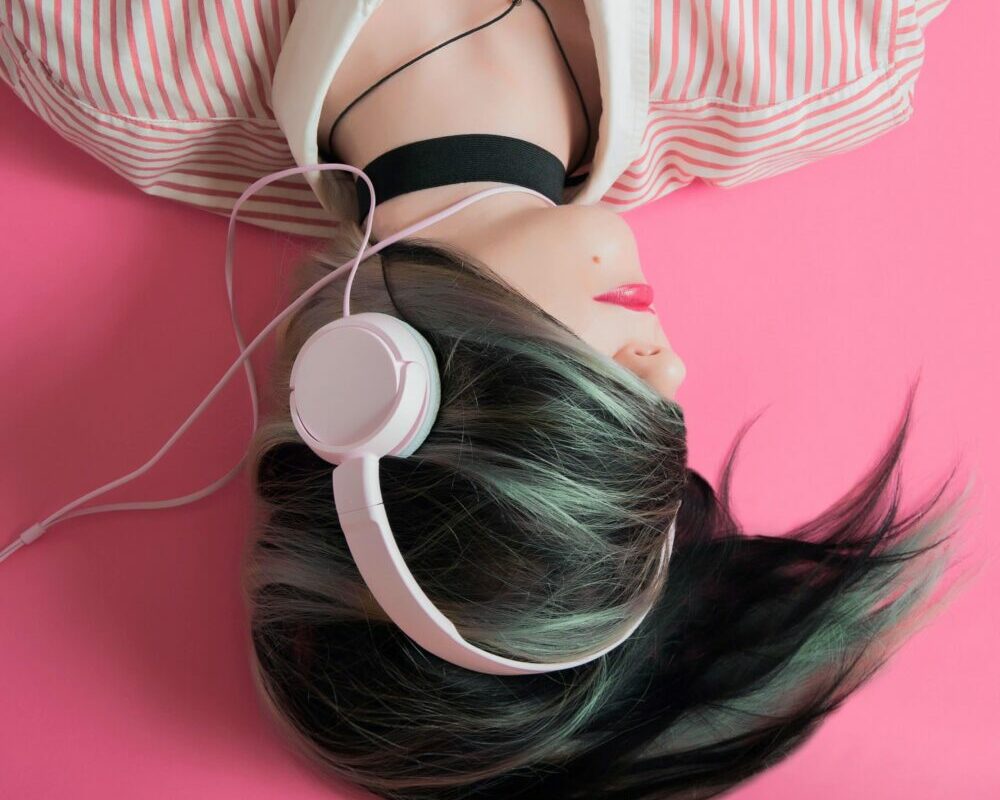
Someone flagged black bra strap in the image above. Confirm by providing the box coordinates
[327,0,593,177]
[327,1,522,160]
[530,0,592,176]
[355,134,568,224]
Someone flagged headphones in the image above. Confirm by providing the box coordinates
[3,163,677,676]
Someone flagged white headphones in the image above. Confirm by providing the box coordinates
[4,163,677,676]
[290,310,676,674]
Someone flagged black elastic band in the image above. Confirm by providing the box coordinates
[354,134,567,224]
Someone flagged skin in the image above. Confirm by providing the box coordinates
[302,0,686,400]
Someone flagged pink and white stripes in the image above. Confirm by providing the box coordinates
[0,1,950,234]
[608,0,949,209]
[650,0,908,105]
[3,0,293,118]
[0,0,329,236]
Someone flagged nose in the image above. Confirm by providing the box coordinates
[613,340,686,400]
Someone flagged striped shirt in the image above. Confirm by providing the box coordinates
[0,1,950,238]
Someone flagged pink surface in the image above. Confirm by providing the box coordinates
[1,4,997,798]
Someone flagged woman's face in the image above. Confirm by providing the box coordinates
[276,204,686,402]
[461,203,687,402]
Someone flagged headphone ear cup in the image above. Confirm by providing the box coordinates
[395,318,441,457]
[289,312,441,464]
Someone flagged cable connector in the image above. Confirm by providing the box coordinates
[1,522,49,564]
[20,523,47,545]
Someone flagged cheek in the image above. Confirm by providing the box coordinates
[562,303,645,357]
[534,291,596,338]
[505,271,609,350]
[481,240,594,318]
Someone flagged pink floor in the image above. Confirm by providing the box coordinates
[1,4,997,798]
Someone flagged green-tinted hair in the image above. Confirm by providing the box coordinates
[240,222,970,800]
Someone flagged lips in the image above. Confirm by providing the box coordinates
[593,283,655,312]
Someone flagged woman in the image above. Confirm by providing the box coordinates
[1,2,967,798]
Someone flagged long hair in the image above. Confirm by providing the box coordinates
[239,221,970,800]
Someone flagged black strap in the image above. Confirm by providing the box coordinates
[327,1,522,160]
[354,133,569,224]
[326,0,593,177]
[530,0,592,176]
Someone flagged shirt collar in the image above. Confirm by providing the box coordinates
[568,0,650,206]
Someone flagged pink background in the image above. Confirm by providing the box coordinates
[1,3,997,798]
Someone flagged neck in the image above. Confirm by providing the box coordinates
[369,182,553,258]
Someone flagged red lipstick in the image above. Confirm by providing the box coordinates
[593,283,655,312]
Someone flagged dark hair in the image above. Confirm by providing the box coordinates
[241,226,970,800]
